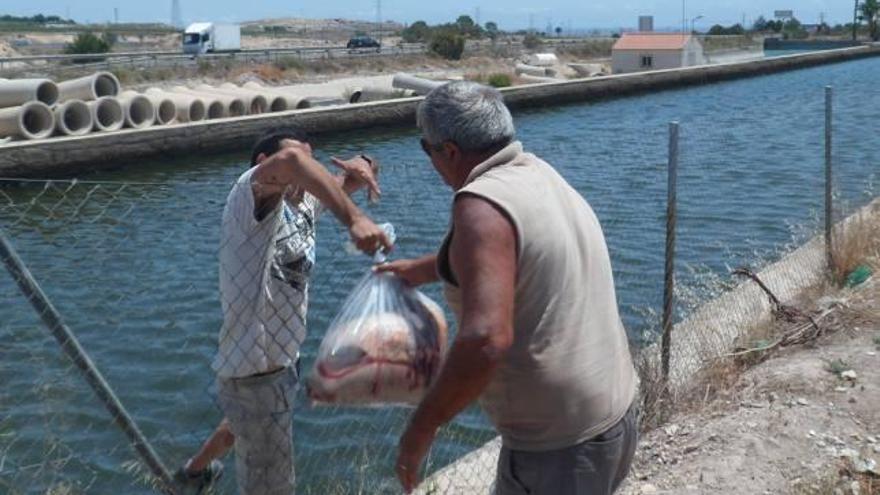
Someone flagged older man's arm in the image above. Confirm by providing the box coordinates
[396,194,516,493]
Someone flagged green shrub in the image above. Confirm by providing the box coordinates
[523,33,543,49]
[64,32,112,55]
[487,73,512,88]
[429,32,465,60]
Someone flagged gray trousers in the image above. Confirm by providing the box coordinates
[217,367,298,495]
[496,405,638,495]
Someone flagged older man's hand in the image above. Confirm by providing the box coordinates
[396,421,437,493]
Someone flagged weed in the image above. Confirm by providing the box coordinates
[826,358,850,376]
[487,73,512,88]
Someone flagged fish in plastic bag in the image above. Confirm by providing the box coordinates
[307,271,448,405]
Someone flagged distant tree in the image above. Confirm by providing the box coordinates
[708,24,726,35]
[859,0,880,40]
[752,15,768,32]
[485,21,499,40]
[455,15,483,38]
[429,31,465,59]
[782,17,808,39]
[401,20,431,43]
[555,26,563,37]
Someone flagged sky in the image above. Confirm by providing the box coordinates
[2,1,860,31]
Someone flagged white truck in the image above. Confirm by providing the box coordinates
[182,23,241,54]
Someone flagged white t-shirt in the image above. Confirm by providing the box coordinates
[213,167,320,378]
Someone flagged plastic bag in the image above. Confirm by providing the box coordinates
[307,271,448,406]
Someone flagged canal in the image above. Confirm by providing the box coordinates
[1,55,879,494]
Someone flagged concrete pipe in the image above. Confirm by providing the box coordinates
[242,82,312,110]
[54,99,94,136]
[568,63,605,77]
[124,91,175,125]
[87,96,125,132]
[0,79,59,108]
[392,73,443,95]
[146,88,206,123]
[349,86,415,104]
[0,101,55,140]
[516,73,562,84]
[58,72,121,102]
[116,92,155,129]
[196,84,270,114]
[301,96,347,108]
[170,86,246,118]
[515,63,551,77]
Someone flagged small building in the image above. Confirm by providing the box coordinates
[612,33,705,74]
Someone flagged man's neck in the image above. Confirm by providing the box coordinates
[453,146,508,190]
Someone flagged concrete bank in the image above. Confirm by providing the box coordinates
[416,197,880,494]
[1,45,878,178]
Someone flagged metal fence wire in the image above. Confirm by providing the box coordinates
[1,82,879,495]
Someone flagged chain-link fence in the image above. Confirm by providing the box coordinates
[2,57,880,494]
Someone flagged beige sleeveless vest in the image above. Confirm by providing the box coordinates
[438,141,637,451]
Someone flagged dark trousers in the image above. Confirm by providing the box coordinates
[495,405,638,495]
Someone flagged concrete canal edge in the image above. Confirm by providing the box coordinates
[1,45,879,178]
[416,198,880,494]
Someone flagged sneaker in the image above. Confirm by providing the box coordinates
[174,460,224,494]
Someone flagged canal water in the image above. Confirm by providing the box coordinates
[2,55,879,494]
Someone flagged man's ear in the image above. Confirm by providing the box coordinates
[255,152,268,165]
[442,141,460,162]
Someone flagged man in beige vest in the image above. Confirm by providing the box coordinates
[379,81,638,494]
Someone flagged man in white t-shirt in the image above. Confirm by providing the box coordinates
[176,128,389,494]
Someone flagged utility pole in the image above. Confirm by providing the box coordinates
[475,7,481,27]
[854,0,860,41]
[114,7,119,24]
[376,0,382,47]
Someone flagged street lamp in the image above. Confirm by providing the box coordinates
[691,15,704,34]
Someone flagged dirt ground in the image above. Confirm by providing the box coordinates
[620,278,880,495]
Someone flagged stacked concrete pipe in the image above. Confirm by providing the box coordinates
[0,101,55,140]
[54,100,94,136]
[171,86,246,118]
[124,91,176,125]
[391,73,444,95]
[219,83,287,112]
[88,97,125,132]
[57,72,120,102]
[242,82,312,110]
[116,92,156,129]
[146,88,206,123]
[0,78,60,108]
[195,84,270,114]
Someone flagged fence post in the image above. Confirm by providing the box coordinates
[825,85,834,274]
[661,121,679,386]
[0,229,178,495]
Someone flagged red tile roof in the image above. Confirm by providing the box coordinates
[613,33,692,51]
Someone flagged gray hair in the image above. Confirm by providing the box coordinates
[417,81,515,152]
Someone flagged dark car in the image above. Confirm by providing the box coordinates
[347,36,381,51]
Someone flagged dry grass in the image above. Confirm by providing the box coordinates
[832,201,880,284]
